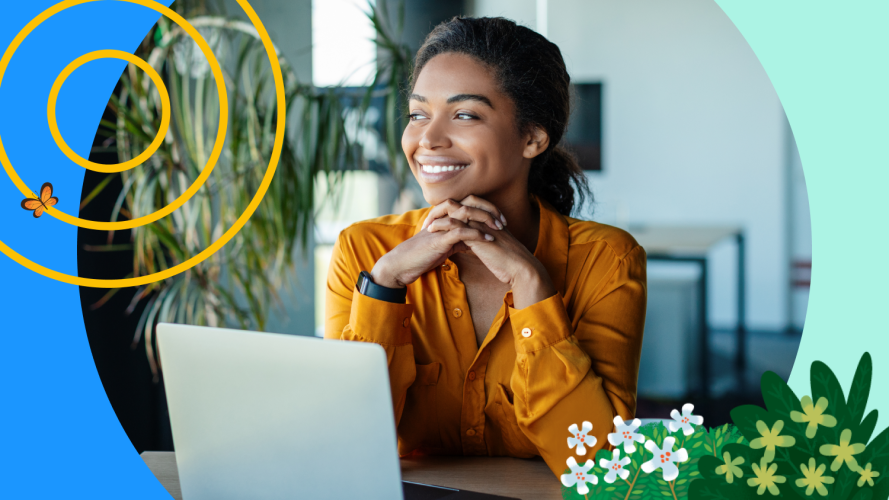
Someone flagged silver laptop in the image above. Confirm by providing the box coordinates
[156,323,518,500]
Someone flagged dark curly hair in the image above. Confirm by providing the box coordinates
[409,16,591,216]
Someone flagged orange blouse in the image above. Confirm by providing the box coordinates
[324,196,647,478]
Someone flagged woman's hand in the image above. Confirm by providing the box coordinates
[426,217,557,310]
[370,218,494,289]
[420,195,557,308]
[372,196,507,289]
[421,195,507,231]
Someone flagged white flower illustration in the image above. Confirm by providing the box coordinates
[567,421,596,455]
[560,457,598,495]
[641,437,689,481]
[668,403,704,436]
[599,448,631,483]
[608,416,646,453]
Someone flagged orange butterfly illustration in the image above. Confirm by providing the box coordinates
[20,182,59,218]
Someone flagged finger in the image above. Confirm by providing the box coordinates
[421,199,462,230]
[451,204,503,230]
[423,199,503,231]
[450,241,472,254]
[459,195,507,227]
[427,216,468,233]
[440,227,495,247]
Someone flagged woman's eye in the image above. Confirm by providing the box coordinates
[456,112,478,120]
[409,113,427,121]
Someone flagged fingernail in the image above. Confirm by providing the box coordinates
[485,234,495,241]
[494,219,503,230]
[500,214,507,226]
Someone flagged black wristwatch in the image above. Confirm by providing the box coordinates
[356,270,407,303]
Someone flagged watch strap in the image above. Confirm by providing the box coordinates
[357,270,407,303]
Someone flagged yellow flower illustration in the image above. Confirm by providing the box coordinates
[749,420,796,462]
[715,451,745,483]
[790,396,837,439]
[795,458,834,496]
[856,463,880,488]
[819,429,866,472]
[748,457,786,496]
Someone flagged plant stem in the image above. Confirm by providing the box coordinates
[623,468,641,500]
[668,480,678,500]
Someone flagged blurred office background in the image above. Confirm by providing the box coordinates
[79,0,809,453]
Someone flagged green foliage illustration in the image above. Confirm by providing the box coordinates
[560,352,888,499]
[689,352,887,500]
[561,419,746,500]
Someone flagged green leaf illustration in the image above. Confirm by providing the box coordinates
[859,409,880,444]
[697,455,723,481]
[811,359,850,434]
[688,478,744,500]
[851,488,874,500]
[848,352,872,426]
[760,370,802,422]
[728,404,773,445]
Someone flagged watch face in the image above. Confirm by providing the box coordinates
[358,271,371,293]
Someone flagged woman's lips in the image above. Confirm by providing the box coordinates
[417,162,469,183]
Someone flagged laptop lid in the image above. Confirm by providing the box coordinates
[156,323,404,500]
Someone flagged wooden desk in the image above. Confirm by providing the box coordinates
[140,451,563,500]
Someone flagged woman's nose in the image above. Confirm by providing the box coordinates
[418,117,451,150]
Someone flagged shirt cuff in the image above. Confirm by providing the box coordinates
[507,292,572,353]
[349,287,414,346]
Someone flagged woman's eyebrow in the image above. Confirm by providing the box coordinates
[447,94,494,108]
[409,93,494,109]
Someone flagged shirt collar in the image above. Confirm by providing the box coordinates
[413,195,570,296]
[532,195,570,296]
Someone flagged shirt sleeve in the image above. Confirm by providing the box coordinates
[323,231,418,426]
[507,244,647,478]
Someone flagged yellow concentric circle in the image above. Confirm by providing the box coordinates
[0,0,284,288]
[2,0,227,231]
[48,49,171,174]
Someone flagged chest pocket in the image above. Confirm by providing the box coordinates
[399,362,443,451]
[494,383,537,458]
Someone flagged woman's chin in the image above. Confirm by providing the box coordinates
[422,188,467,206]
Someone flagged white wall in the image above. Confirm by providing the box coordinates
[472,0,794,331]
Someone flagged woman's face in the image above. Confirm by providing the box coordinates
[402,53,542,206]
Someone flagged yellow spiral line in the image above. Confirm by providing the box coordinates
[0,0,284,288]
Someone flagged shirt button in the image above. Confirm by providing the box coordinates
[402,318,409,328]
[442,264,450,271]
[466,429,476,436]
[453,308,463,318]
[468,371,476,381]
[521,327,532,338]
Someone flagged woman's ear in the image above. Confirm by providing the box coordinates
[522,126,550,159]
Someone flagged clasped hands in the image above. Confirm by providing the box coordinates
[371,196,556,309]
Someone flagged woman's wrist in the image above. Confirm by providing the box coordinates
[510,263,556,309]
[370,256,405,289]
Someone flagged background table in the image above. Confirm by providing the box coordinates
[140,451,563,499]
[627,225,746,397]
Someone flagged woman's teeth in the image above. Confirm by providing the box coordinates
[421,164,468,173]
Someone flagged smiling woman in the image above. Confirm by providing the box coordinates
[324,16,647,479]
